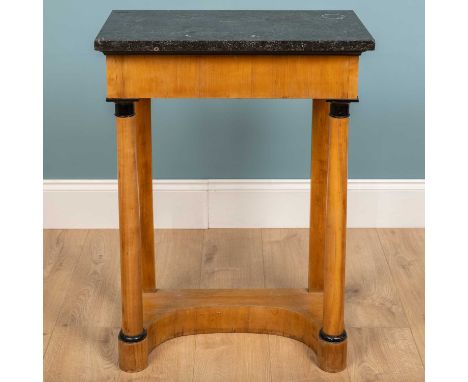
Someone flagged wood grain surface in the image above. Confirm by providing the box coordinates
[106,55,359,99]
[44,228,424,381]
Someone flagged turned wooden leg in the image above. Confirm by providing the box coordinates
[317,100,350,373]
[309,100,330,291]
[113,99,148,372]
[135,99,156,292]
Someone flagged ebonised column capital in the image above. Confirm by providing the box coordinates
[327,98,359,119]
[106,98,139,118]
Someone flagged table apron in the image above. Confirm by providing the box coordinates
[106,54,359,99]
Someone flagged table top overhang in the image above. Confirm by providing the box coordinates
[94,10,375,55]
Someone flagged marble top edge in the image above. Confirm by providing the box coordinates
[94,10,375,55]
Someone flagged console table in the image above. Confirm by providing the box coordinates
[94,10,375,373]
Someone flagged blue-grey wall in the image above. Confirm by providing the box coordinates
[44,0,424,179]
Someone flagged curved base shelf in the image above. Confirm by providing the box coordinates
[118,288,347,373]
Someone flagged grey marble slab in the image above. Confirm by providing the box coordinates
[94,10,375,55]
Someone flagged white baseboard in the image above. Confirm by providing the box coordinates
[43,179,425,229]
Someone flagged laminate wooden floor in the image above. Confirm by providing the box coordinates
[44,229,425,382]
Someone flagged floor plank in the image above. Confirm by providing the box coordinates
[347,327,424,382]
[43,229,88,354]
[43,228,425,381]
[262,228,308,288]
[193,334,271,382]
[345,229,408,328]
[201,229,264,289]
[194,229,270,381]
[156,229,205,289]
[268,335,350,382]
[44,326,120,382]
[378,229,425,363]
[55,230,122,328]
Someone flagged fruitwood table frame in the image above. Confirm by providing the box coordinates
[106,54,358,373]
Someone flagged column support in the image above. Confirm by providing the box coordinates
[135,99,156,292]
[317,99,354,373]
[309,99,330,291]
[110,98,149,372]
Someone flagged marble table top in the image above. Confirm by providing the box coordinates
[94,10,375,55]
